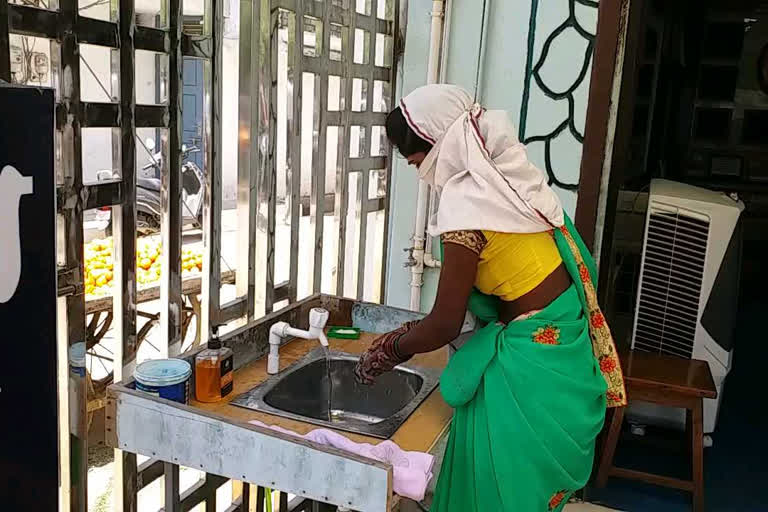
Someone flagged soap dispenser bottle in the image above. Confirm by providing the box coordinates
[195,325,234,403]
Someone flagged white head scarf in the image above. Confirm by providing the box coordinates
[399,84,564,236]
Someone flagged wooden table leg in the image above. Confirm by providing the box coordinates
[690,400,705,512]
[596,406,625,488]
[686,407,693,457]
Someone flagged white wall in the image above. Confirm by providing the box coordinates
[385,0,600,311]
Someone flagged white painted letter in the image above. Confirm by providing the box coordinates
[0,165,34,303]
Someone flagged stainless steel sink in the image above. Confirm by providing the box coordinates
[230,348,442,438]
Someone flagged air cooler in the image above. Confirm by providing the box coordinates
[630,179,744,434]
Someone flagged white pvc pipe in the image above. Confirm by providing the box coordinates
[423,0,452,271]
[426,0,444,85]
[409,0,445,311]
[423,187,441,269]
[267,308,330,374]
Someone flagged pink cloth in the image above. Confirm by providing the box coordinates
[249,420,435,501]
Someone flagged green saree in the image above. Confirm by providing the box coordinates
[431,215,624,511]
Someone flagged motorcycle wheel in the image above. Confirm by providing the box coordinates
[137,211,161,236]
[105,212,160,237]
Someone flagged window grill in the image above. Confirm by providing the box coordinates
[0,0,397,507]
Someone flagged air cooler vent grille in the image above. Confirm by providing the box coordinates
[634,208,710,359]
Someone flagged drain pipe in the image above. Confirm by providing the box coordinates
[408,0,446,311]
[422,0,452,272]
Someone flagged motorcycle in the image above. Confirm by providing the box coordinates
[100,139,205,236]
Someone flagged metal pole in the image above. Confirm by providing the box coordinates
[237,0,256,321]
[201,0,224,336]
[59,0,89,503]
[113,0,139,507]
[161,0,184,357]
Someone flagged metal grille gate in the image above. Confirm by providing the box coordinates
[0,0,397,507]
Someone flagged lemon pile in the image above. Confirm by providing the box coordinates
[181,248,204,277]
[84,239,114,296]
[85,237,203,296]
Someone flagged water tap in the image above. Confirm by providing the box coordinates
[268,308,330,375]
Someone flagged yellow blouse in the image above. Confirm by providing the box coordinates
[441,229,562,301]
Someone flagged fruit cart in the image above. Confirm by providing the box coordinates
[82,237,235,426]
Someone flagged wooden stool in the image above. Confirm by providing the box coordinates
[595,350,717,512]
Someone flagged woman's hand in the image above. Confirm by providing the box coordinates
[354,240,480,385]
[354,322,417,385]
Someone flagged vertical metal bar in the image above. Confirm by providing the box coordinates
[160,0,184,357]
[111,48,122,100]
[336,169,350,297]
[336,10,355,296]
[114,0,138,400]
[237,0,256,321]
[164,462,181,511]
[356,168,369,299]
[114,0,139,508]
[56,296,72,510]
[154,52,162,101]
[365,0,377,116]
[115,452,139,512]
[252,0,271,318]
[256,486,266,512]
[111,127,122,178]
[0,0,10,81]
[288,5,303,303]
[380,0,398,301]
[201,0,224,335]
[59,0,88,505]
[265,6,279,313]
[240,482,251,511]
[311,1,331,294]
[205,475,218,512]
[356,0,377,300]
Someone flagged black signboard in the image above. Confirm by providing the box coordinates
[0,86,58,511]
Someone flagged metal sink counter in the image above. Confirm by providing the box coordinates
[231,348,442,439]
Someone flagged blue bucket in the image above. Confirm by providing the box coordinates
[68,342,86,378]
[134,359,192,405]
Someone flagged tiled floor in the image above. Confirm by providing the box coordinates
[565,504,621,512]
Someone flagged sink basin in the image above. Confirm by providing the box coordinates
[230,348,442,438]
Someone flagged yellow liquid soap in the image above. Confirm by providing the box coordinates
[195,329,234,403]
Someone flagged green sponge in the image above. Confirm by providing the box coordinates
[327,326,361,339]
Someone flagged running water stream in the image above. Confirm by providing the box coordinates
[322,346,333,422]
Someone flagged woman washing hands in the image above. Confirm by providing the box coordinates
[353,84,626,512]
